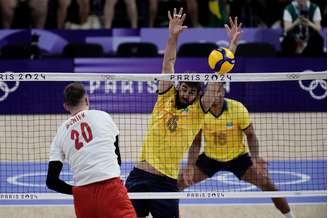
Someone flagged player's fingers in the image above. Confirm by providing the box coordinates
[173,8,177,17]
[224,24,231,33]
[180,13,187,23]
[168,10,172,20]
[178,7,183,16]
[238,22,243,31]
[234,16,238,27]
[229,16,234,27]
[183,173,190,185]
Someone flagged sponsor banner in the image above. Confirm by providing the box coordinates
[0,58,326,114]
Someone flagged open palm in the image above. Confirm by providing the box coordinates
[168,8,187,37]
[225,16,242,46]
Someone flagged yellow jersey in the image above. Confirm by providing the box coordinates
[203,98,251,161]
[140,86,204,179]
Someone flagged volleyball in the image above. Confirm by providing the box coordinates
[208,48,235,75]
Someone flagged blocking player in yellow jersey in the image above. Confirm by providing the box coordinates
[125,7,204,218]
[178,83,295,218]
[125,8,243,218]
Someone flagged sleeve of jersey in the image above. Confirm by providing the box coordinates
[49,128,65,162]
[237,102,251,130]
[283,9,292,21]
[157,85,174,98]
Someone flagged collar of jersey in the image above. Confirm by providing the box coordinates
[210,99,228,118]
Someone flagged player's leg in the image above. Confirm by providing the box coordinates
[150,199,179,218]
[178,153,220,190]
[72,186,97,218]
[76,0,90,24]
[103,0,118,28]
[0,0,17,28]
[57,0,72,28]
[125,168,151,218]
[98,178,137,218]
[238,155,292,216]
[123,0,138,28]
[177,163,208,190]
[185,0,200,27]
[148,0,158,27]
[29,0,48,28]
[148,172,180,218]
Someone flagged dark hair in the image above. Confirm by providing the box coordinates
[64,82,86,107]
[179,81,202,93]
[178,71,203,93]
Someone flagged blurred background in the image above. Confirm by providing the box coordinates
[0,3,326,217]
[0,0,326,59]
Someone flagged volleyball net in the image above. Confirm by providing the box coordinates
[0,71,326,200]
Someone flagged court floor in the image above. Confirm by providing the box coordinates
[0,160,326,206]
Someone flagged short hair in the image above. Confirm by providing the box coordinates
[64,82,86,107]
[179,81,202,93]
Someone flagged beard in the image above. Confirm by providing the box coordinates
[175,94,190,109]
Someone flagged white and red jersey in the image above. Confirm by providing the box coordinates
[49,110,120,186]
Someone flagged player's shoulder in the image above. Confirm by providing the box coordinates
[225,98,240,106]
[225,98,246,110]
[158,85,175,96]
[87,109,107,115]
[86,110,113,119]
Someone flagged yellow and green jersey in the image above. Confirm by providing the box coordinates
[203,98,251,161]
[140,87,204,179]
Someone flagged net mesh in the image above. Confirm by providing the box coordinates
[0,72,326,200]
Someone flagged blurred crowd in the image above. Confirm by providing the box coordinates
[0,0,326,57]
[0,0,326,29]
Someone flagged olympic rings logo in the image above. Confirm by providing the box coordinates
[0,81,20,102]
[299,79,327,100]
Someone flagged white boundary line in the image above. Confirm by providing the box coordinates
[181,202,328,206]
[0,191,326,200]
[0,202,326,207]
[0,71,326,82]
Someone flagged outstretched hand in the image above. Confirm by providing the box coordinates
[225,16,242,47]
[168,8,187,37]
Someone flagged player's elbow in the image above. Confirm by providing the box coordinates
[46,176,55,190]
[46,174,60,191]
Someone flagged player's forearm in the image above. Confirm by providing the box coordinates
[162,34,178,74]
[159,34,178,92]
[308,21,321,33]
[187,144,201,166]
[187,131,202,166]
[46,177,73,195]
[46,161,73,195]
[284,21,298,33]
[247,135,259,157]
[228,42,237,54]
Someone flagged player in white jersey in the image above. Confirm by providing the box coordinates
[46,82,136,218]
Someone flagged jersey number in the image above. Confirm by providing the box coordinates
[70,122,93,150]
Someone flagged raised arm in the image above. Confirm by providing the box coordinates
[244,124,259,157]
[182,130,202,186]
[201,17,242,110]
[225,16,242,54]
[244,124,268,176]
[158,7,187,93]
